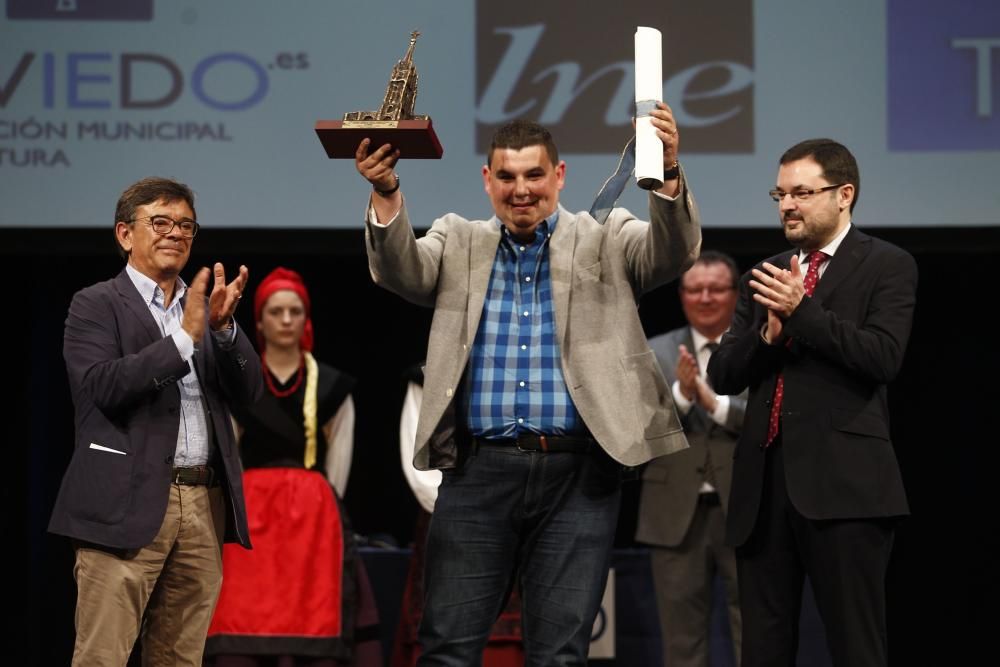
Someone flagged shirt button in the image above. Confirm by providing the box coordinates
[521,344,527,350]
[525,276,531,282]
[520,246,526,251]
[445,388,453,397]
[523,311,529,317]
[519,381,525,387]
[517,418,524,424]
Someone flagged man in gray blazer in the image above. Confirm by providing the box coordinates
[355,107,700,665]
[48,177,262,666]
[636,251,745,667]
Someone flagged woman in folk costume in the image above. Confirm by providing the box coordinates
[206,267,381,666]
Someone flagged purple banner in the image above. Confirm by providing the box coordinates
[7,0,152,21]
[888,0,1000,150]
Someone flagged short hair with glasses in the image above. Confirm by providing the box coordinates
[778,138,860,213]
[488,120,560,169]
[679,250,740,296]
[113,177,196,259]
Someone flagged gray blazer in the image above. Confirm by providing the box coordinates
[635,326,746,547]
[365,182,702,470]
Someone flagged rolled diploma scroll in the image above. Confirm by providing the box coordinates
[634,26,663,190]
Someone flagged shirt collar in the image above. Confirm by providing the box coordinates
[689,328,718,355]
[125,264,187,309]
[799,222,851,263]
[497,209,560,244]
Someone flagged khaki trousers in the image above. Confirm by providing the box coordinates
[72,484,226,667]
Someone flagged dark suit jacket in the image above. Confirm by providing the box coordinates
[636,326,746,547]
[707,226,917,547]
[48,269,262,550]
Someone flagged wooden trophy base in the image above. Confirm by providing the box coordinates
[315,118,443,159]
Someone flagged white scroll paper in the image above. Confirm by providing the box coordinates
[634,26,663,190]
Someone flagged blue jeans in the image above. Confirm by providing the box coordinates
[418,443,622,667]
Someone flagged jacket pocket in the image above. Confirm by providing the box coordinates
[622,350,680,440]
[576,260,602,283]
[831,407,890,440]
[65,440,135,525]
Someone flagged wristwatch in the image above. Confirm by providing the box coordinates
[374,174,400,197]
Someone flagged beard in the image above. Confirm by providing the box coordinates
[782,210,839,250]
[782,212,808,244]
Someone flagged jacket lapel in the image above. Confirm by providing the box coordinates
[813,226,870,302]
[114,269,165,345]
[549,206,577,345]
[466,219,501,345]
[774,250,795,272]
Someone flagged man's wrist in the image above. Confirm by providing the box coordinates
[214,319,234,331]
[374,174,400,197]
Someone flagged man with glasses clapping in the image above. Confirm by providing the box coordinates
[708,139,917,667]
[636,250,745,667]
[48,177,262,666]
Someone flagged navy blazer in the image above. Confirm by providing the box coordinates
[48,269,262,550]
[708,227,917,547]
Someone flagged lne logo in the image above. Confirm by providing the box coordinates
[474,0,755,154]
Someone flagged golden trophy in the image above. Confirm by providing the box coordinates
[316,30,443,159]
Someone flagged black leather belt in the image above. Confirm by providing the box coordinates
[171,465,217,486]
[474,433,596,453]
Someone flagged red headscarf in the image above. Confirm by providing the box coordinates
[254,267,314,352]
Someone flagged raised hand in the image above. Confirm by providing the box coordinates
[182,267,210,342]
[750,256,806,344]
[676,344,700,401]
[355,139,400,192]
[750,256,806,320]
[208,262,249,331]
[648,101,680,171]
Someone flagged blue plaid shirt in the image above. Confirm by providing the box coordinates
[465,211,583,438]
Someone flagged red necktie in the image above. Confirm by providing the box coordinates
[764,251,827,447]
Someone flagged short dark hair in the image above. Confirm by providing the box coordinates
[680,250,740,290]
[780,138,860,213]
[113,177,196,259]
[488,120,559,168]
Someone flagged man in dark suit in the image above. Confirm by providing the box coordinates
[636,251,745,667]
[708,139,917,667]
[48,177,262,666]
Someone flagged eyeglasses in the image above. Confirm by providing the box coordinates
[132,215,200,238]
[681,286,735,297]
[768,184,844,203]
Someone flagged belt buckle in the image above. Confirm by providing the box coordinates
[515,435,545,453]
[172,465,214,486]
